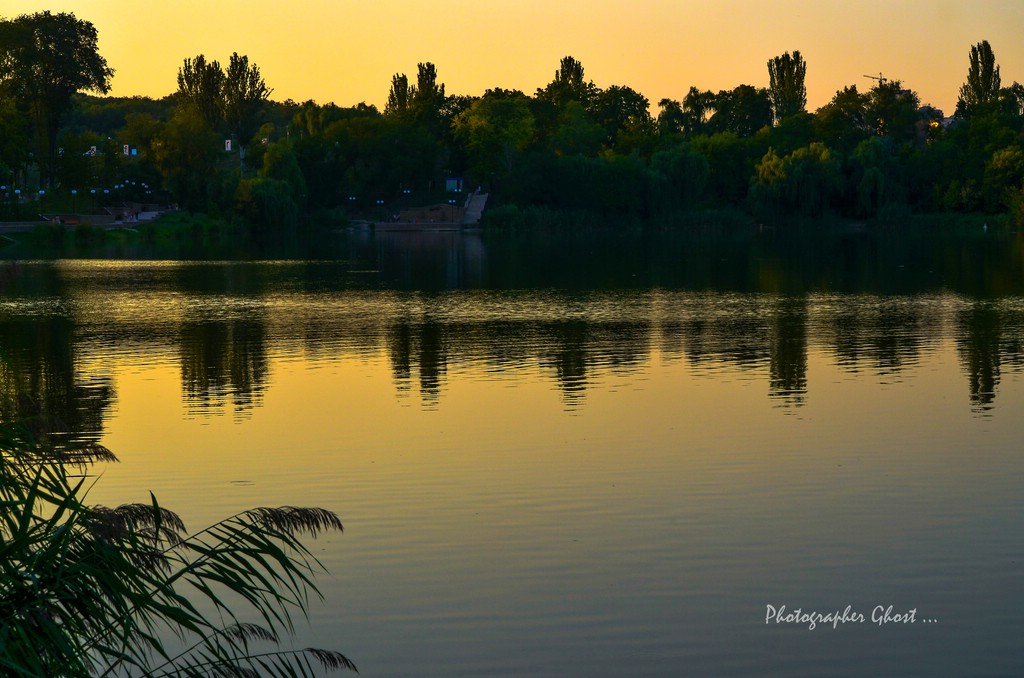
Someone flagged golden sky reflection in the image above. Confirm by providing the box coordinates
[72,301,1024,674]
[6,1,1024,115]
[88,332,1017,550]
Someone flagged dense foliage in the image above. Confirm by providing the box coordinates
[0,11,113,190]
[0,418,355,676]
[2,11,1024,229]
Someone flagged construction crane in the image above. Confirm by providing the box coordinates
[864,73,887,85]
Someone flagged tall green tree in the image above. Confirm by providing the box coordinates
[867,80,921,142]
[814,85,871,152]
[957,40,1001,116]
[0,96,28,184]
[222,52,271,171]
[0,11,113,188]
[411,62,445,130]
[176,54,224,128]
[261,140,308,207]
[537,56,596,109]
[590,85,652,148]
[152,106,221,211]
[384,73,413,119]
[175,52,269,174]
[708,85,772,137]
[982,145,1024,211]
[223,52,270,157]
[454,89,535,183]
[767,50,807,122]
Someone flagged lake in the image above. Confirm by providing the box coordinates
[1,228,1022,676]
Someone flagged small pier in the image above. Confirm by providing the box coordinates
[375,193,488,232]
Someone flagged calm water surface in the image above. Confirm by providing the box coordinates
[1,231,1022,676]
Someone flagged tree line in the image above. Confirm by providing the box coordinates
[3,10,1024,230]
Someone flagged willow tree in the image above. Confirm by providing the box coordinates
[767,50,807,122]
[682,86,716,135]
[957,40,1001,115]
[0,11,113,188]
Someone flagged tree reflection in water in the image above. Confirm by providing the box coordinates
[1,244,1023,429]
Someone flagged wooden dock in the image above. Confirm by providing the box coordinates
[375,193,488,232]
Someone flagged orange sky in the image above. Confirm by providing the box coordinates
[5,0,1024,116]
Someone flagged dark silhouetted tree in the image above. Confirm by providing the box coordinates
[867,80,921,142]
[454,89,534,183]
[0,96,29,182]
[544,101,602,157]
[650,143,709,211]
[153,106,220,211]
[682,87,716,135]
[384,73,413,119]
[852,136,905,216]
[957,40,1001,116]
[177,54,224,128]
[767,50,807,122]
[538,56,596,109]
[222,52,271,170]
[657,98,685,136]
[815,85,871,152]
[709,85,772,137]
[590,85,652,148]
[1005,82,1024,117]
[412,63,444,119]
[982,145,1024,212]
[0,11,113,188]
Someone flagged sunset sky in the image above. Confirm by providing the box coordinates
[5,0,1024,116]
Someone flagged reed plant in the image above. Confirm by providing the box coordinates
[0,420,356,676]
